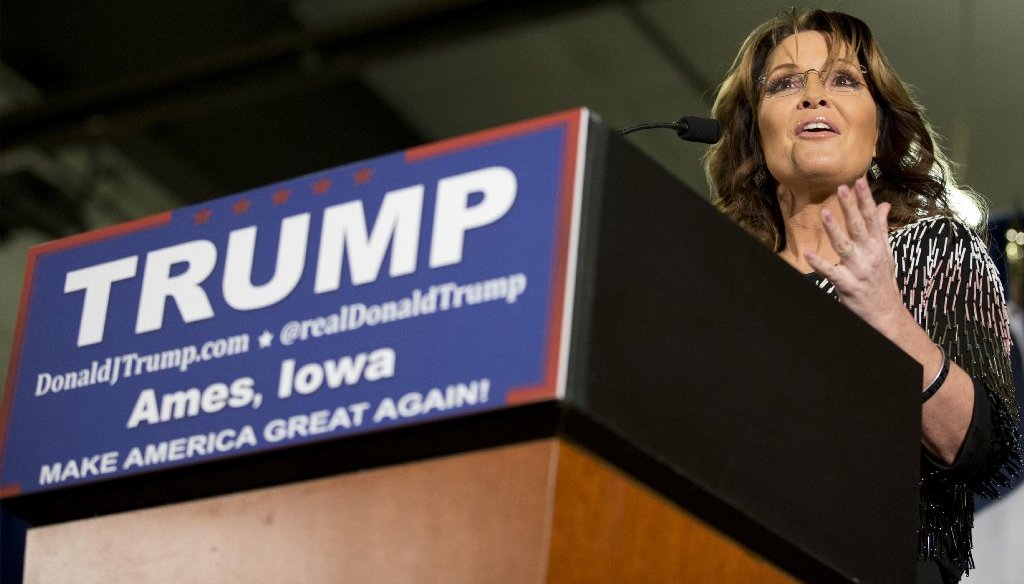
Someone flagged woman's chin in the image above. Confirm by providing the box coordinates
[779,167,861,191]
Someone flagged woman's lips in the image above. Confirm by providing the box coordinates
[796,118,839,136]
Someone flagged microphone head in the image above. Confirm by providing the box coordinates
[676,116,722,144]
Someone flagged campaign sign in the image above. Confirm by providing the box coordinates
[0,109,588,497]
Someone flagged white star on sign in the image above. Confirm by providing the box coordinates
[258,330,274,349]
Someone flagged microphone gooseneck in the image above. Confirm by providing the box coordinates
[620,115,722,144]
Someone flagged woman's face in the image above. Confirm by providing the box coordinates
[757,31,878,193]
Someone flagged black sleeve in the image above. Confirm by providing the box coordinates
[923,377,992,477]
[892,218,1020,494]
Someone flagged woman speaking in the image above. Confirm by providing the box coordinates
[706,10,1019,583]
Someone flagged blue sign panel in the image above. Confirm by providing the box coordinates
[0,109,588,496]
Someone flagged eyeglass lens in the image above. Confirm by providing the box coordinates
[762,66,866,99]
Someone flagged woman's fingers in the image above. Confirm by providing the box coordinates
[805,249,851,284]
[853,177,883,237]
[822,207,856,260]
[827,177,888,269]
[809,179,898,324]
[837,183,868,239]
[839,176,884,239]
[876,201,892,230]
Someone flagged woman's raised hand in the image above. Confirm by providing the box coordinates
[804,176,907,336]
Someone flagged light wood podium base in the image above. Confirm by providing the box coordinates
[24,439,794,583]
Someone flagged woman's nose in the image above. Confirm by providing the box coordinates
[799,70,828,108]
[800,94,829,108]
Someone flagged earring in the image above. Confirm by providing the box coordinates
[869,160,882,180]
[753,168,766,187]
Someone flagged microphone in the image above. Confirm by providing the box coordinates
[620,116,722,144]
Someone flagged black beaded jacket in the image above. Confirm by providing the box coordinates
[809,215,1021,574]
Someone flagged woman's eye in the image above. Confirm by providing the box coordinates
[830,72,861,88]
[766,75,800,95]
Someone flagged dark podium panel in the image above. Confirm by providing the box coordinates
[564,118,920,583]
[3,112,921,583]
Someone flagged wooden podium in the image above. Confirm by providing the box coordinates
[3,111,921,583]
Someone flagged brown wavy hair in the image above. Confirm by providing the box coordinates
[706,9,974,251]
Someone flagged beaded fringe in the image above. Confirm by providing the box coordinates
[894,217,1022,573]
[919,390,1022,573]
[815,216,1021,574]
